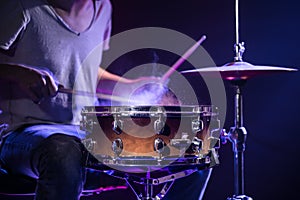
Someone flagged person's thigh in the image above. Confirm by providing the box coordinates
[0,125,84,179]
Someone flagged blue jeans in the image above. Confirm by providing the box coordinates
[0,124,211,200]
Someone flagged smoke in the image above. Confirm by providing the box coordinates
[130,83,181,106]
[100,51,182,106]
[128,51,181,106]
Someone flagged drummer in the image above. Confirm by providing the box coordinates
[0,0,211,199]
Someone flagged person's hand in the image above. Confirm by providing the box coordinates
[6,64,58,104]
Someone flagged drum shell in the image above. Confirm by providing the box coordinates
[81,106,220,159]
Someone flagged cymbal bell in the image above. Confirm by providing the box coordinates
[181,61,298,81]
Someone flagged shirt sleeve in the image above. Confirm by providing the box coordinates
[0,0,30,50]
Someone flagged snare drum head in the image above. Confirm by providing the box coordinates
[81,105,220,173]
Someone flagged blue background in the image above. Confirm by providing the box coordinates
[1,0,299,199]
[109,0,300,199]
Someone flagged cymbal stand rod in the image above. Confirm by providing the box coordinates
[232,85,245,195]
[234,0,245,62]
[235,0,239,47]
[229,2,249,195]
[226,81,252,200]
[234,85,243,128]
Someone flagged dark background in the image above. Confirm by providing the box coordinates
[1,0,300,200]
[108,0,300,199]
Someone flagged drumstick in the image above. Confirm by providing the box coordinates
[161,35,207,82]
[58,36,206,103]
[58,87,140,104]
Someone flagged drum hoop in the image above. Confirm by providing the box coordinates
[82,105,218,117]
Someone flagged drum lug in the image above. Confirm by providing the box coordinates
[154,119,170,136]
[80,119,95,133]
[191,118,204,133]
[153,137,166,158]
[81,138,97,153]
[80,107,96,133]
[154,112,169,136]
[112,138,123,157]
[154,119,164,134]
[191,137,203,153]
[112,119,123,135]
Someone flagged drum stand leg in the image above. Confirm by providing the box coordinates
[222,81,253,200]
[125,177,174,200]
[119,169,198,200]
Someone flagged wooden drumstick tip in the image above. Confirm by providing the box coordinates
[161,35,207,82]
[200,35,206,41]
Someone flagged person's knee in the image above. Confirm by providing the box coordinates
[44,134,82,152]
[32,134,86,177]
[31,134,86,198]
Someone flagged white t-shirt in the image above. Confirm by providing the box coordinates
[0,0,112,134]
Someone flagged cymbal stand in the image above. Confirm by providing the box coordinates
[220,1,253,199]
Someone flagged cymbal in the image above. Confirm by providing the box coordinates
[181,61,298,80]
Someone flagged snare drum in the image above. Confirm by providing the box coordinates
[81,105,220,172]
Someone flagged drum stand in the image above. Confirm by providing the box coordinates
[108,168,199,200]
[125,176,175,200]
[125,173,175,200]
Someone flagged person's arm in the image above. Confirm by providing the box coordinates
[97,67,161,84]
[97,67,132,84]
[0,63,58,103]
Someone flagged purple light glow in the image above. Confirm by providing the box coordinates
[130,83,181,106]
